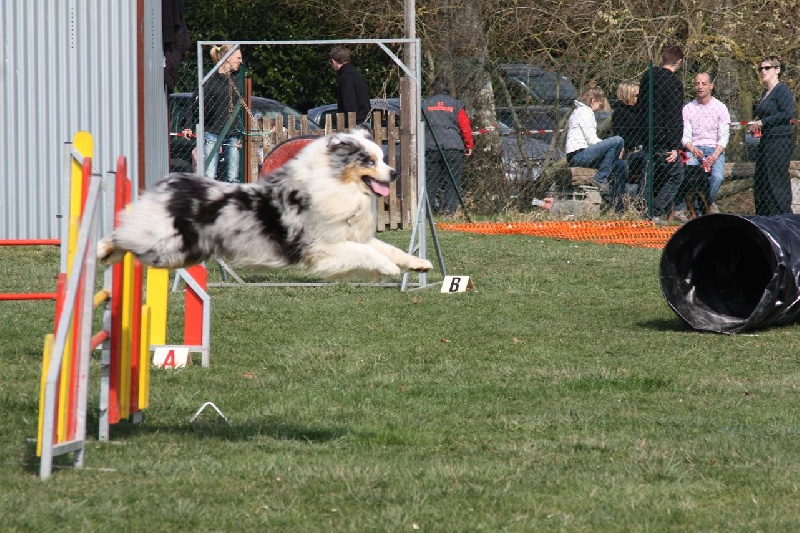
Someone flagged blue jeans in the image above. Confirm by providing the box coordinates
[569,136,628,211]
[568,136,626,183]
[203,132,241,183]
[684,146,725,203]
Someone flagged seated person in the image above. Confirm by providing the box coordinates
[679,72,730,215]
[565,83,628,211]
[611,79,647,188]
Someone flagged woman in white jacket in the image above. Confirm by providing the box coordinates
[564,83,628,211]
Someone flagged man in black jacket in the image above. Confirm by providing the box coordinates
[162,0,190,94]
[637,44,686,220]
[330,46,371,127]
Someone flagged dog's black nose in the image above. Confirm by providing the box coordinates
[389,168,397,182]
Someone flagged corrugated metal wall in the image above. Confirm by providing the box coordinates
[0,0,169,240]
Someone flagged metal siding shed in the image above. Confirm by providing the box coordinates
[0,0,169,240]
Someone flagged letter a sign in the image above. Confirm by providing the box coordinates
[153,347,190,368]
[440,275,475,293]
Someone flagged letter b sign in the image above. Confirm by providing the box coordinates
[440,275,475,293]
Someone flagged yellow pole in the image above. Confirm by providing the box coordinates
[146,268,170,346]
[139,306,151,409]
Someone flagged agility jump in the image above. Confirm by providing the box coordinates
[37,132,210,480]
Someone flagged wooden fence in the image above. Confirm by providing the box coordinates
[243,109,413,231]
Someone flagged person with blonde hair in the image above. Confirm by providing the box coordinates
[612,79,646,186]
[564,82,628,211]
[182,44,244,182]
[612,80,642,152]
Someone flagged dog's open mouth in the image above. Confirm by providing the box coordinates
[362,176,391,197]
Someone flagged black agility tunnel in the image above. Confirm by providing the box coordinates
[660,213,800,334]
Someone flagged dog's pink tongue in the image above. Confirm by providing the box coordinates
[368,178,390,197]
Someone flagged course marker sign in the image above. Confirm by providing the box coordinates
[153,346,190,368]
[441,276,475,293]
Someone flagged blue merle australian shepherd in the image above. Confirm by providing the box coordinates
[97,129,432,280]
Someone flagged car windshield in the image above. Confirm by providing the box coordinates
[501,65,577,105]
[310,98,401,128]
[252,99,320,129]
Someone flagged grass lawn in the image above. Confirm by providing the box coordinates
[1,230,799,530]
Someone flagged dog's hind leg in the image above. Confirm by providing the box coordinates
[367,238,433,272]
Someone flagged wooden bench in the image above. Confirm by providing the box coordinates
[569,167,597,186]
[724,162,755,180]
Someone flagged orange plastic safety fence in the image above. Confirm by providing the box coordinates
[437,221,679,249]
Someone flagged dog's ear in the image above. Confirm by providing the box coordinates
[351,126,373,141]
[327,133,363,156]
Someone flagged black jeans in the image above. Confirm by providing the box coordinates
[754,135,794,216]
[425,149,464,215]
[650,151,685,217]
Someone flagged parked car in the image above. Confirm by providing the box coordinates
[168,93,320,175]
[497,121,563,182]
[494,63,575,142]
[306,98,401,129]
[307,94,562,185]
[306,98,404,174]
[497,63,578,107]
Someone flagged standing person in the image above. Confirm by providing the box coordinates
[681,72,731,215]
[330,45,371,127]
[565,83,628,211]
[162,0,190,95]
[637,44,686,221]
[422,77,474,215]
[751,56,796,216]
[182,45,244,183]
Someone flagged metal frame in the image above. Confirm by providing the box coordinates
[156,268,212,367]
[40,161,102,480]
[193,38,443,291]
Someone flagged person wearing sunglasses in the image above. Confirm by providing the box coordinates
[751,56,795,216]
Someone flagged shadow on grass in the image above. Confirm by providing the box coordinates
[92,413,350,444]
[638,317,694,332]
[21,418,349,478]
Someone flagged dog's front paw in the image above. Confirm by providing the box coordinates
[380,263,403,277]
[407,258,433,272]
[96,237,125,266]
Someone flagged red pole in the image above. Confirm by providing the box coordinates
[0,239,60,246]
[0,293,57,301]
[0,240,60,302]
[184,265,207,346]
[129,260,143,414]
[108,168,129,425]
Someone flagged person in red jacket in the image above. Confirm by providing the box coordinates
[422,78,474,215]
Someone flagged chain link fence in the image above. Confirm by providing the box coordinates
[455,61,800,220]
[167,43,415,230]
[168,50,800,221]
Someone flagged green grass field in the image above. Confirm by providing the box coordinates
[2,231,799,531]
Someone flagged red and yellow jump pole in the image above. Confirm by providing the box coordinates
[38,135,154,478]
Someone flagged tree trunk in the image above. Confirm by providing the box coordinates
[430,0,508,214]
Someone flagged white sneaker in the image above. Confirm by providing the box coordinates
[707,202,720,214]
